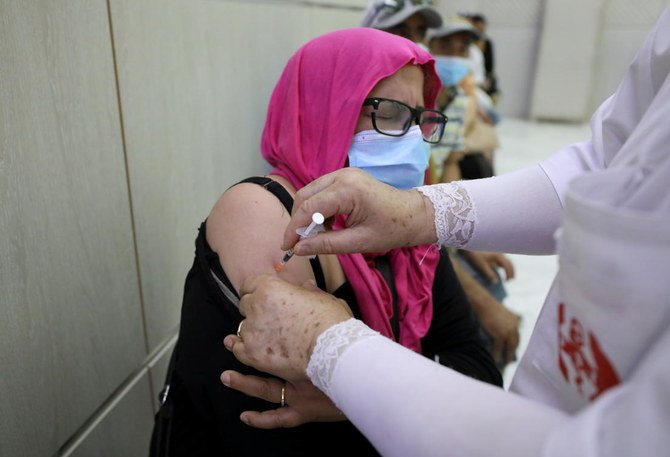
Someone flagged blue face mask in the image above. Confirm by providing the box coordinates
[433,55,471,87]
[347,126,430,190]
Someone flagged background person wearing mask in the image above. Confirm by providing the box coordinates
[429,19,500,177]
[429,17,518,368]
[364,2,520,368]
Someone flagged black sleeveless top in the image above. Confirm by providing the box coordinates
[166,177,500,456]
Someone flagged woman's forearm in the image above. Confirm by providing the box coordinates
[308,320,568,457]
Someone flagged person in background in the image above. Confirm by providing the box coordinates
[363,4,520,368]
[361,0,442,47]
[467,13,499,101]
[459,14,488,94]
[428,18,519,368]
[429,23,485,182]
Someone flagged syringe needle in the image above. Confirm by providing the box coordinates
[274,212,324,271]
[274,249,294,272]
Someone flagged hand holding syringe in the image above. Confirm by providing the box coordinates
[274,212,325,271]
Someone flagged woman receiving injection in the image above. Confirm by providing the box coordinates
[152,28,501,456]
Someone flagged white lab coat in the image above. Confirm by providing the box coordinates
[310,6,670,456]
[512,0,670,410]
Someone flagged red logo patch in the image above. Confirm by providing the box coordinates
[558,303,620,401]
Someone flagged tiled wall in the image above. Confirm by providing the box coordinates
[1,1,666,455]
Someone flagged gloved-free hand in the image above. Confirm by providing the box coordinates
[282,168,437,256]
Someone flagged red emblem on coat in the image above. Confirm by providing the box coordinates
[558,303,620,401]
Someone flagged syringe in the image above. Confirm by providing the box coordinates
[274,212,325,271]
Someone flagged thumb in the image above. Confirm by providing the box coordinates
[491,337,503,365]
[480,264,499,284]
[295,227,373,256]
[301,279,319,291]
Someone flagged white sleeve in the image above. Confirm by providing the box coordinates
[308,319,670,457]
[308,319,567,457]
[417,165,563,254]
[415,5,670,255]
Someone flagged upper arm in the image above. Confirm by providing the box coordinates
[206,183,316,294]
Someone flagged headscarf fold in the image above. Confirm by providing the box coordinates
[261,28,441,352]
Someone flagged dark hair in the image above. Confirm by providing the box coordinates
[469,14,486,24]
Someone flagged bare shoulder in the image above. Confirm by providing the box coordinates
[207,182,314,294]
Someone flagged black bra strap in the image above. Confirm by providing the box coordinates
[232,177,327,291]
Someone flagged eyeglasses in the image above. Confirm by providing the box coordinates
[362,97,447,144]
[381,0,435,14]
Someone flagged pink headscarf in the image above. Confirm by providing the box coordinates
[261,28,441,352]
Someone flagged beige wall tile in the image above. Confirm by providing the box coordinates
[68,374,155,457]
[0,1,146,455]
[109,0,313,349]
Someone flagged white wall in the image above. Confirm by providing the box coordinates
[589,0,668,113]
[436,0,665,121]
[530,0,605,121]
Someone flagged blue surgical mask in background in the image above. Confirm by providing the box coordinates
[347,126,430,190]
[433,55,471,87]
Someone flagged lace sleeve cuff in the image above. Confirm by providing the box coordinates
[306,318,380,397]
[416,183,476,248]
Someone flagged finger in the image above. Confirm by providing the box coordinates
[226,337,253,367]
[239,274,275,316]
[239,274,270,298]
[479,262,499,284]
[504,342,516,364]
[220,371,283,403]
[240,408,304,429]
[301,279,319,291]
[293,226,374,256]
[497,256,515,280]
[291,172,341,212]
[224,334,241,352]
[491,338,503,365]
[283,181,356,251]
[504,329,521,364]
[282,176,341,250]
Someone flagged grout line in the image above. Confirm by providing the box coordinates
[104,0,154,378]
[55,331,179,457]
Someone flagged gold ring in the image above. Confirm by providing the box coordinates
[280,384,286,407]
[236,320,244,340]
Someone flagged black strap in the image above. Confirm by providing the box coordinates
[376,255,400,343]
[238,176,295,211]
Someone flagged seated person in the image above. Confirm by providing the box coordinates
[428,18,500,171]
[362,5,519,370]
[152,28,501,457]
[466,13,500,101]
[428,21,520,367]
